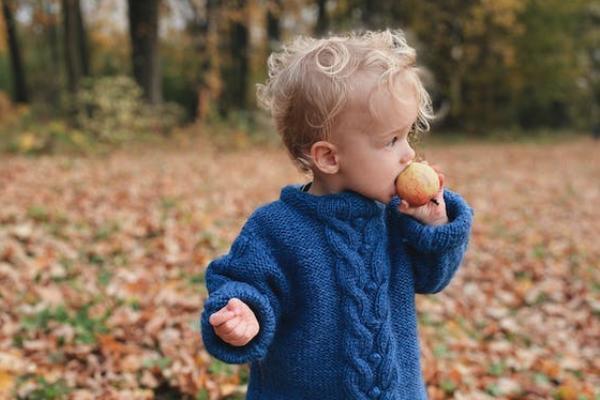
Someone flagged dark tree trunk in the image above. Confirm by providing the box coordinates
[63,0,83,93]
[315,0,329,36]
[187,0,220,120]
[361,0,377,28]
[128,0,162,104]
[1,0,28,103]
[267,0,281,50]
[361,0,394,29]
[76,0,90,77]
[226,0,249,110]
[45,0,61,77]
[38,0,62,105]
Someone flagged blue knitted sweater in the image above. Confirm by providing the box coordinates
[200,184,473,399]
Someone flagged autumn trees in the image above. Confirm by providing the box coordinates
[0,0,597,133]
[1,0,27,103]
[128,0,162,105]
[62,0,90,94]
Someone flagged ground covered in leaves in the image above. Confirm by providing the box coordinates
[0,136,598,399]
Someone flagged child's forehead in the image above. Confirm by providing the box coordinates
[342,73,418,134]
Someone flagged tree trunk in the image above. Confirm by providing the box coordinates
[128,0,162,104]
[315,0,329,36]
[187,0,221,121]
[225,0,248,111]
[266,0,281,51]
[76,0,90,77]
[361,0,377,28]
[45,0,61,77]
[63,0,83,93]
[37,0,61,105]
[1,0,28,103]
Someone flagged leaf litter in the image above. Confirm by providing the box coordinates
[0,137,598,399]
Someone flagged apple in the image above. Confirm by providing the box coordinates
[395,162,440,207]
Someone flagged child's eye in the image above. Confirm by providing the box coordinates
[387,136,398,147]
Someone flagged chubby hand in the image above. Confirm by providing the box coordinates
[209,298,260,347]
[398,165,448,226]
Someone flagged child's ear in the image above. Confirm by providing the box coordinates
[310,141,340,174]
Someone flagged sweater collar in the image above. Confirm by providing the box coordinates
[280,183,383,221]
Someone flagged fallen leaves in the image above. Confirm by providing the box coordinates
[0,137,598,399]
[419,138,600,399]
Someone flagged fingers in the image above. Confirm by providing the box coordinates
[399,200,411,213]
[219,317,244,339]
[216,315,258,346]
[209,298,243,326]
[209,298,259,346]
[399,200,417,216]
[226,297,244,315]
[209,309,236,326]
[433,187,444,204]
[228,322,256,346]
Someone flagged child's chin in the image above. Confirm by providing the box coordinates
[386,189,397,202]
[376,193,394,204]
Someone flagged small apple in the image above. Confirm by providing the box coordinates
[395,162,440,207]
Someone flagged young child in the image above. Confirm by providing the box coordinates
[200,29,473,399]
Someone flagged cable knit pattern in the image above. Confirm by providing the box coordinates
[200,184,473,399]
[325,214,398,399]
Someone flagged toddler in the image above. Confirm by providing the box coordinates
[200,29,473,399]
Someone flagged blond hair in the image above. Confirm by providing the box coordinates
[256,29,434,173]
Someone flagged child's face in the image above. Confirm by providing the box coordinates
[331,74,418,203]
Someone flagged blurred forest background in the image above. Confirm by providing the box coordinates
[0,0,598,155]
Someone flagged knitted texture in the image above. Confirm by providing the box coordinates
[200,184,474,399]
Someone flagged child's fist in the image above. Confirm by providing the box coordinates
[209,298,260,347]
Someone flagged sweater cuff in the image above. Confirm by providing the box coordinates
[200,282,276,364]
[389,189,474,254]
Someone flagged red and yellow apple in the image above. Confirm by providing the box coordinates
[395,162,440,207]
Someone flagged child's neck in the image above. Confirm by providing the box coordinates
[307,175,345,196]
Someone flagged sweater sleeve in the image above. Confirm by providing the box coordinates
[200,228,290,364]
[387,189,474,294]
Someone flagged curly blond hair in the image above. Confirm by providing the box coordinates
[256,29,434,173]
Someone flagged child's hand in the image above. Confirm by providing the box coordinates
[209,298,260,347]
[398,166,448,226]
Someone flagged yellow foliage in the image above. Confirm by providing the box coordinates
[18,133,38,152]
[233,130,250,149]
[0,91,11,121]
[482,0,526,29]
[0,370,15,398]
[554,384,579,400]
[70,130,87,145]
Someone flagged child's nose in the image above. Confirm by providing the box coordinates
[400,146,415,164]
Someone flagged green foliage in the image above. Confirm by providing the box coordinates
[488,361,507,376]
[1,0,596,151]
[11,119,91,155]
[208,359,235,376]
[15,376,71,400]
[0,77,186,155]
[0,56,10,95]
[20,304,110,345]
[486,382,503,396]
[200,109,279,152]
[196,389,209,400]
[71,76,185,143]
[375,0,596,132]
[440,378,457,395]
[143,356,173,370]
[161,37,202,120]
